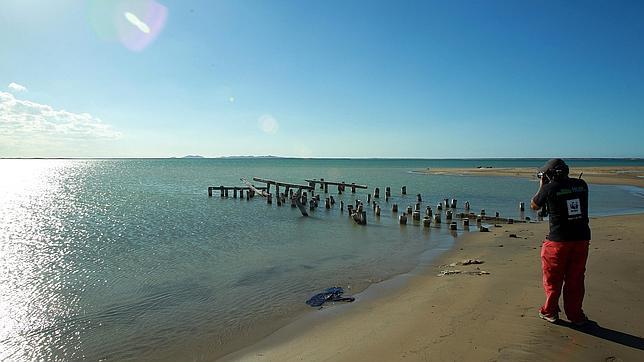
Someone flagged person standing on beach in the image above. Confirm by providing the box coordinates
[530,158,591,325]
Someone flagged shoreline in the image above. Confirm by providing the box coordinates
[222,214,644,361]
[414,166,644,188]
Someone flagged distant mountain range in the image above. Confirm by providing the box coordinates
[175,155,281,159]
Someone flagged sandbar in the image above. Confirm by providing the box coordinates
[415,166,644,188]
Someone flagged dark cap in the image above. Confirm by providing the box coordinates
[539,158,569,175]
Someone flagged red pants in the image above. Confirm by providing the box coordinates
[540,240,589,322]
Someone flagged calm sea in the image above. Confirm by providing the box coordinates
[1,158,643,360]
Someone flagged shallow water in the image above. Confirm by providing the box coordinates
[1,158,642,360]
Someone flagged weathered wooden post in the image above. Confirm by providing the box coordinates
[463,218,470,227]
[351,183,357,193]
[413,210,421,221]
[340,200,345,212]
[385,187,391,198]
[437,203,443,211]
[519,202,525,211]
[309,199,315,210]
[406,205,413,214]
[367,194,372,203]
[508,218,514,224]
[426,206,433,217]
[392,203,398,213]
[330,196,335,205]
[450,199,457,208]
[319,178,325,190]
[480,209,486,217]
[375,204,381,216]
[464,201,470,210]
[399,213,408,225]
[246,190,250,200]
[224,189,229,197]
[495,211,500,218]
[401,186,407,195]
[417,194,422,202]
[374,187,380,198]
[275,184,280,198]
[325,198,331,209]
[267,193,272,204]
[324,183,329,193]
[423,216,431,228]
[450,222,457,230]
[446,210,453,221]
[433,213,441,224]
[415,203,421,212]
[220,186,224,197]
[208,187,213,197]
[291,197,296,208]
[233,188,237,198]
[444,198,449,208]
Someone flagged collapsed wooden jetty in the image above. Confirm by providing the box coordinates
[208,178,536,230]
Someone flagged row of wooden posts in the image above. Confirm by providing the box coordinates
[208,179,531,230]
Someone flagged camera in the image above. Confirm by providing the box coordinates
[537,171,551,184]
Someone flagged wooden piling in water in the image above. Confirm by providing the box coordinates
[399,213,408,225]
[519,202,525,211]
[423,216,431,227]
[417,194,422,202]
[374,187,380,198]
[426,206,433,217]
[401,186,407,195]
[392,204,398,213]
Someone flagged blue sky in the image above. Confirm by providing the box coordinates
[1,0,643,158]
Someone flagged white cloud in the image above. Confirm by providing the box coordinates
[7,82,27,93]
[258,114,279,134]
[0,91,121,143]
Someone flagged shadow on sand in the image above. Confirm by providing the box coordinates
[555,320,644,351]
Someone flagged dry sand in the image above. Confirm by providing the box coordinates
[416,166,644,188]
[223,214,644,361]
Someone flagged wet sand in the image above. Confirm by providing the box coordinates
[415,166,644,187]
[223,214,644,361]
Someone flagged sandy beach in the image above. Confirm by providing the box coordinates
[224,213,644,361]
[416,166,644,188]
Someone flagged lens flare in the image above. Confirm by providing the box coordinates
[88,0,167,51]
[124,12,150,34]
[258,115,279,134]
